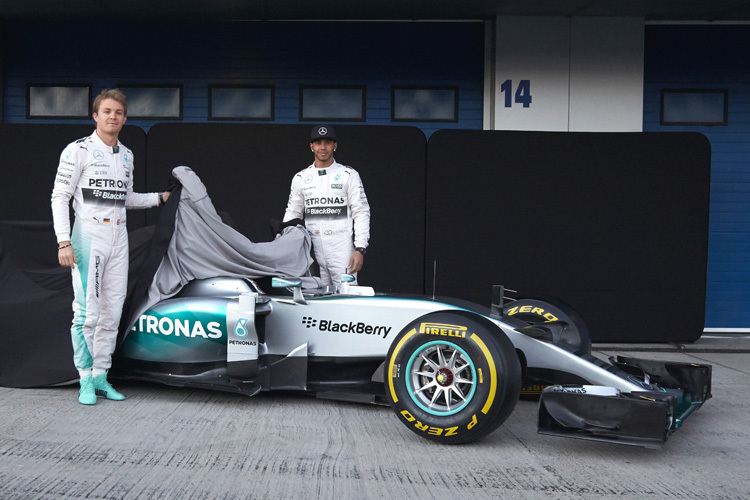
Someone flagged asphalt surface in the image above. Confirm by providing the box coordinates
[1,334,748,500]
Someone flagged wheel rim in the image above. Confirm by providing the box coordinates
[405,341,477,416]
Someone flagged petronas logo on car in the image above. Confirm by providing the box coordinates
[301,317,391,339]
[234,318,249,337]
[132,313,223,339]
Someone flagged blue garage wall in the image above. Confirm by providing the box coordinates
[1,20,483,137]
[644,25,750,330]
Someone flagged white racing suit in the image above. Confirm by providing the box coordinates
[283,161,370,285]
[51,131,159,378]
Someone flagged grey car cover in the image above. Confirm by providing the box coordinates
[124,166,320,333]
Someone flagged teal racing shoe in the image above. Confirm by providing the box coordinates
[78,376,97,405]
[93,373,126,401]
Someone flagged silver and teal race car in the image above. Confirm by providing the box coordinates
[111,166,711,448]
[115,275,711,449]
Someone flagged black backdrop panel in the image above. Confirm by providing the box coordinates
[426,131,711,343]
[0,221,77,387]
[146,123,426,293]
[0,124,149,228]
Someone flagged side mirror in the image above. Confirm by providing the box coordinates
[272,277,306,305]
[340,273,355,294]
[272,277,302,288]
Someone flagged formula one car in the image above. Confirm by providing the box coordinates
[106,166,710,449]
[113,275,712,448]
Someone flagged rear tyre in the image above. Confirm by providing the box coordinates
[386,311,522,444]
[504,296,592,354]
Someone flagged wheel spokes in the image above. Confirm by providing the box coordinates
[430,387,445,408]
[420,353,440,371]
[450,384,468,403]
[414,379,439,395]
[436,345,448,366]
[410,343,475,413]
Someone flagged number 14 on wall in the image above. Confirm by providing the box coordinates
[500,80,532,108]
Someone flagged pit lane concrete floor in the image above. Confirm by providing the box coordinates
[1,335,748,500]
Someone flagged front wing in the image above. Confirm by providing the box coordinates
[537,357,712,448]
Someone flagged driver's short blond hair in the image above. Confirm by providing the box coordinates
[93,88,128,115]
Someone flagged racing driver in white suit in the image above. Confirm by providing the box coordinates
[51,89,170,405]
[283,125,370,285]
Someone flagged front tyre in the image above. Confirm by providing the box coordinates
[386,311,522,444]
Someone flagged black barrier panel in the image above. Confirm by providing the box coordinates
[0,124,149,229]
[146,123,427,293]
[426,131,711,343]
[0,221,77,387]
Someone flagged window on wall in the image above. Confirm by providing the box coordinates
[208,85,274,121]
[392,86,458,122]
[661,89,728,126]
[118,85,183,120]
[299,86,366,121]
[27,85,91,119]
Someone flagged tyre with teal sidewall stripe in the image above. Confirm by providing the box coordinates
[386,311,522,444]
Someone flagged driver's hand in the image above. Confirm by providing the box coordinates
[58,242,76,269]
[348,250,364,274]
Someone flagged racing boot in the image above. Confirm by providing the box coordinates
[93,373,126,401]
[78,376,97,405]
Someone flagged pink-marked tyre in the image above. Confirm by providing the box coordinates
[386,311,522,444]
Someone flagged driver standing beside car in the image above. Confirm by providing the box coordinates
[51,89,170,405]
[283,125,370,285]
